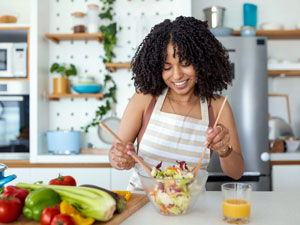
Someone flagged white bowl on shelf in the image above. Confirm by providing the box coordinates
[285,139,300,152]
[260,22,284,30]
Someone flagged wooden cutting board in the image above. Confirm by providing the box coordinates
[2,193,149,225]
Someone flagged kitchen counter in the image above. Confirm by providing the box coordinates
[122,191,300,225]
[270,152,300,166]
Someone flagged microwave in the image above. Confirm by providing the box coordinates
[0,43,27,78]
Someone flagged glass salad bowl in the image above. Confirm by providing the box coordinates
[138,169,208,216]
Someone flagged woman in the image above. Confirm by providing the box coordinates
[109,16,244,190]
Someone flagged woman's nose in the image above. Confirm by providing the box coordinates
[173,66,183,80]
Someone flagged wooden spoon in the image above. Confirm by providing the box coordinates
[99,122,152,177]
[194,96,228,176]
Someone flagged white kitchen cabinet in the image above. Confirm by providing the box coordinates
[272,165,300,191]
[111,168,134,190]
[5,168,31,186]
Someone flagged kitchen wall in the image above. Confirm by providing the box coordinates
[0,0,31,24]
[45,0,191,150]
[192,0,300,137]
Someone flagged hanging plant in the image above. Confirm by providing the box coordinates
[83,0,119,133]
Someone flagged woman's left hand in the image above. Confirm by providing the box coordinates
[205,124,231,156]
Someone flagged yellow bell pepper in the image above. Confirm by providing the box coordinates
[112,191,132,201]
[60,200,95,225]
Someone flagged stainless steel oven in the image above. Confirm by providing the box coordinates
[0,82,29,160]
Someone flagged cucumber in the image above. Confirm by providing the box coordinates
[80,184,126,213]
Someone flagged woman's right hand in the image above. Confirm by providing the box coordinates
[109,142,136,170]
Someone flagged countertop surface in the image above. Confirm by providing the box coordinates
[121,191,300,225]
[270,152,300,161]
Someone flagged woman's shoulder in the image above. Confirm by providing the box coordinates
[210,94,224,104]
[131,91,154,102]
[209,94,231,116]
[129,92,155,111]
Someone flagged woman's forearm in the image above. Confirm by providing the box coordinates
[220,150,244,180]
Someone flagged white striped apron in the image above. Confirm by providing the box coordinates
[128,88,210,191]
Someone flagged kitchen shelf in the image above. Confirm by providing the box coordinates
[45,33,103,44]
[268,70,300,77]
[0,24,30,29]
[105,62,131,72]
[0,78,29,81]
[45,93,104,101]
[233,30,300,40]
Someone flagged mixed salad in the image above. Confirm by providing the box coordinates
[149,161,201,215]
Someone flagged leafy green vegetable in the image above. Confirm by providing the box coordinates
[16,183,116,221]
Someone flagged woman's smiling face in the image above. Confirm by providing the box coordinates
[162,43,197,98]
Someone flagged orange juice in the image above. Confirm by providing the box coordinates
[222,199,250,219]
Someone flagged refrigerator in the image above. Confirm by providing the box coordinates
[206,36,270,191]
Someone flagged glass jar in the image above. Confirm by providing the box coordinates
[241,26,256,36]
[87,4,99,33]
[72,12,86,33]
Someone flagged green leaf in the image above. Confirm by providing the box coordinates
[58,66,65,73]
[50,63,59,73]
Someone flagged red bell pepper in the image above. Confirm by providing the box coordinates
[2,185,29,206]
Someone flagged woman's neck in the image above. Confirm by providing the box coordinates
[167,89,198,102]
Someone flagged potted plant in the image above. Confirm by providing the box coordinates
[50,63,77,94]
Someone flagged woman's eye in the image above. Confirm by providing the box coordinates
[163,65,171,70]
[181,62,190,67]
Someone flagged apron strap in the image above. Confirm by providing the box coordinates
[137,97,157,152]
[208,98,215,157]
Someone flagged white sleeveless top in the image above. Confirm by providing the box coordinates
[128,88,210,191]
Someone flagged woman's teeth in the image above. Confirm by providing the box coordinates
[174,80,187,86]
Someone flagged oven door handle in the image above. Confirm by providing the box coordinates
[0,96,24,101]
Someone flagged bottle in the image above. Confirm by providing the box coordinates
[87,4,99,33]
[243,3,257,27]
[72,12,86,33]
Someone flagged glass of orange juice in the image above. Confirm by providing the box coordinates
[221,183,252,223]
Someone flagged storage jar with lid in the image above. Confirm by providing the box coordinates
[87,4,100,33]
[72,12,86,33]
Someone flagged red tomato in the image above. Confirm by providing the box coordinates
[50,214,75,225]
[49,175,76,186]
[40,206,60,225]
[0,196,22,223]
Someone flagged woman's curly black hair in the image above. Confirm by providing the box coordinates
[131,16,232,100]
